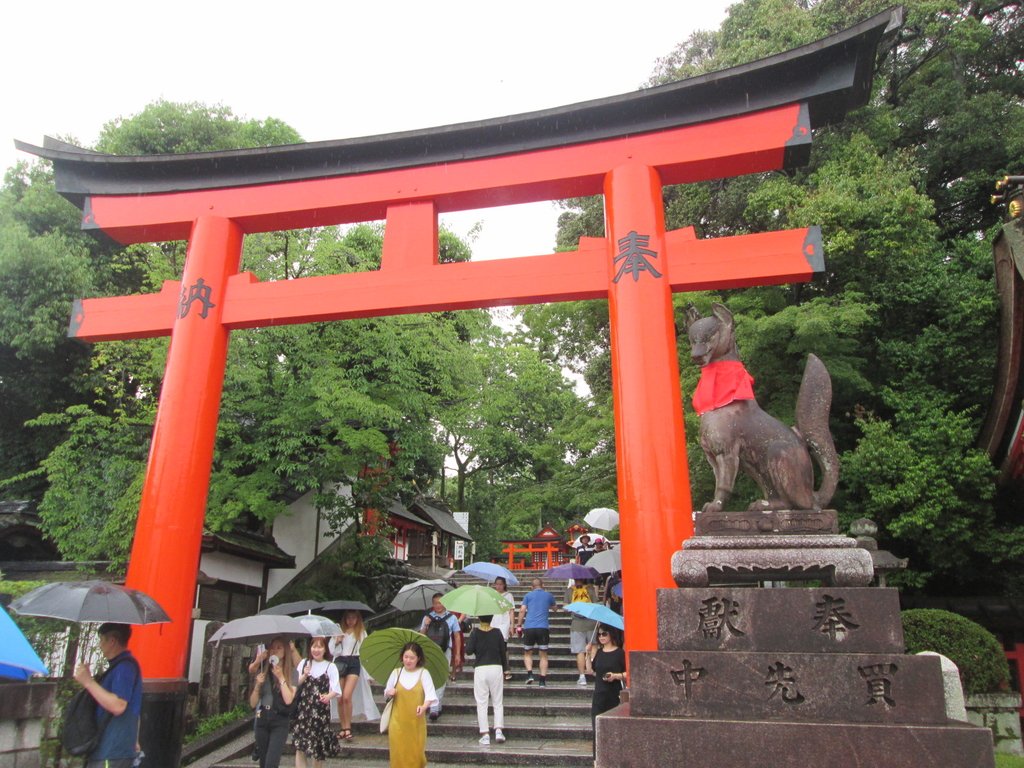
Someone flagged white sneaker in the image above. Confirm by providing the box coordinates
[494,729,506,743]
[577,674,587,686]
[479,734,490,745]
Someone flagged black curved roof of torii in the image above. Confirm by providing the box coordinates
[16,7,902,204]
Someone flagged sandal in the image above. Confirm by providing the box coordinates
[341,729,353,741]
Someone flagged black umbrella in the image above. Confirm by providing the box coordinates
[258,600,321,616]
[317,600,374,616]
[9,580,171,625]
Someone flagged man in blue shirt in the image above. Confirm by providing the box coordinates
[420,593,462,719]
[516,578,557,686]
[73,622,142,768]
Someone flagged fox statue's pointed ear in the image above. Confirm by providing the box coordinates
[711,302,733,328]
[684,304,702,328]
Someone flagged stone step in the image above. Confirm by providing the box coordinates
[213,732,593,767]
[370,675,593,696]
[351,713,591,735]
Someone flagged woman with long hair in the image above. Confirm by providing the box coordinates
[248,636,298,768]
[290,636,341,768]
[330,610,366,742]
[383,641,438,768]
[585,624,626,755]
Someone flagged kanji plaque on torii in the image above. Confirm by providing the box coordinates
[18,9,899,762]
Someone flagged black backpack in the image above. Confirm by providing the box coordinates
[424,612,451,652]
[61,655,140,756]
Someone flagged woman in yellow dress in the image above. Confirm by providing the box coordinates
[383,642,438,768]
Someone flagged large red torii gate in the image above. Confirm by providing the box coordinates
[19,8,898,760]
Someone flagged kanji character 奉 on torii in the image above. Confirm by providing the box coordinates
[16,9,900,766]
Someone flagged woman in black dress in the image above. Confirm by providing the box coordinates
[585,624,626,754]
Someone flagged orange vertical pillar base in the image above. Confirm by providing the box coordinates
[126,216,243,679]
[605,164,694,654]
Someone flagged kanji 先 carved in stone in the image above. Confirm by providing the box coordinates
[765,661,805,704]
[812,594,860,640]
[858,662,898,707]
[670,659,705,700]
[698,596,746,639]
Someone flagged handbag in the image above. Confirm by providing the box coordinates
[379,697,394,734]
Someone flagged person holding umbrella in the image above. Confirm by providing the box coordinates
[564,579,599,686]
[384,641,438,768]
[72,623,142,768]
[290,636,341,768]
[584,624,627,756]
[249,636,298,768]
[419,593,462,720]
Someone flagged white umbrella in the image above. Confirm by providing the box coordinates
[298,614,343,637]
[207,614,313,646]
[586,547,622,574]
[584,507,620,531]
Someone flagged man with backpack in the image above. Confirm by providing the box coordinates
[71,622,142,767]
[419,593,462,720]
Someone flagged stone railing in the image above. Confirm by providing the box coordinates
[0,681,57,768]
[966,693,1023,756]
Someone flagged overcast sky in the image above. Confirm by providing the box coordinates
[2,1,731,259]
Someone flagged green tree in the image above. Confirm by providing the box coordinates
[542,0,1024,592]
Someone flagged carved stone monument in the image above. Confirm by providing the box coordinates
[593,304,996,766]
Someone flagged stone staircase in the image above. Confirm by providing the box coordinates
[200,569,595,767]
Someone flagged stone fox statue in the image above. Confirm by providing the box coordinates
[684,303,839,514]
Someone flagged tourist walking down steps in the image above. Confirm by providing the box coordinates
[465,614,509,745]
[384,642,438,768]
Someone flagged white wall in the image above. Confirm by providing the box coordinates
[266,484,350,598]
[200,551,264,587]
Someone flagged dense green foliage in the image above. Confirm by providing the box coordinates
[0,101,598,571]
[902,608,1010,695]
[538,0,1024,594]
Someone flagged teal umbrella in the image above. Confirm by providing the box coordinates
[439,584,513,617]
[0,606,48,680]
[360,627,449,688]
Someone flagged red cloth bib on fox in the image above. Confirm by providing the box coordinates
[692,360,756,415]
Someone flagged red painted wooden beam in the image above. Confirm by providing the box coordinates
[79,104,807,244]
[68,226,821,341]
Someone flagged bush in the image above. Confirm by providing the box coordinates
[902,609,1009,695]
[184,704,249,744]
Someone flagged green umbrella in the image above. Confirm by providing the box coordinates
[439,584,513,617]
[360,627,449,689]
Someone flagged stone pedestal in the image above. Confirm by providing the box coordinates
[595,550,996,767]
[672,534,875,587]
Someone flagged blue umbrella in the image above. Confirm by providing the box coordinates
[460,562,519,586]
[0,606,49,680]
[544,563,600,581]
[565,601,624,630]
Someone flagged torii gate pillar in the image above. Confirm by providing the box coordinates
[126,216,243,678]
[606,164,692,651]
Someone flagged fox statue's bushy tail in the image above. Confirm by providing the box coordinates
[795,353,839,508]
